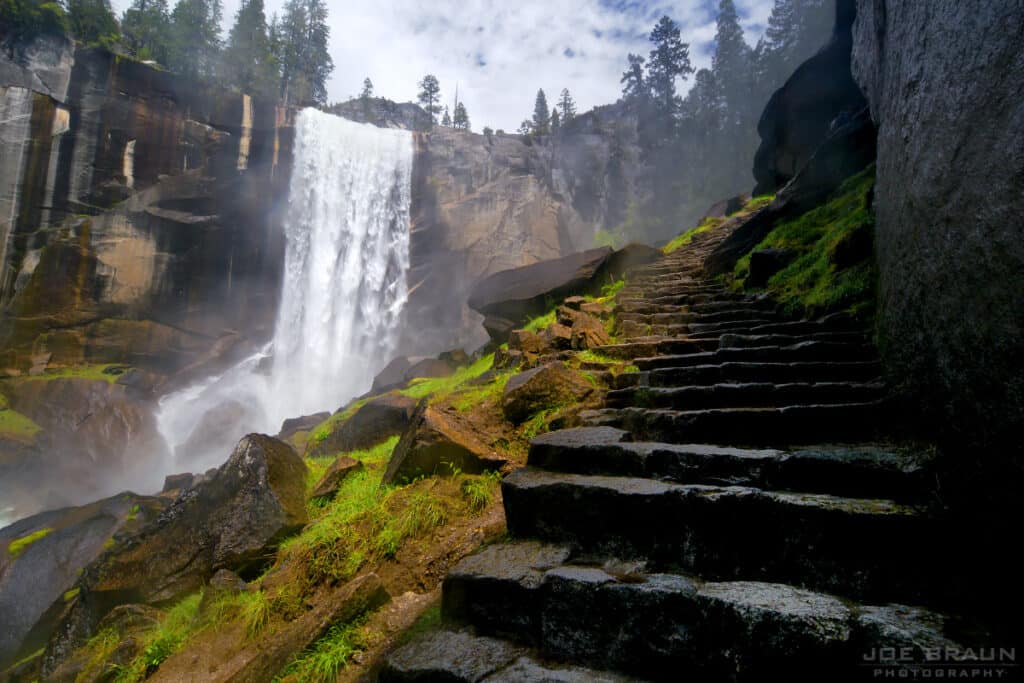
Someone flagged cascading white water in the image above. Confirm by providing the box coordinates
[156,109,413,472]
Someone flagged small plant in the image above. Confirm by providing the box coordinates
[522,309,557,334]
[63,587,80,602]
[126,504,140,521]
[460,472,501,512]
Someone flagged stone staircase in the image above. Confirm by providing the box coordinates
[379,227,994,681]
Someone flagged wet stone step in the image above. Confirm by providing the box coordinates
[501,468,945,606]
[634,341,879,370]
[588,402,889,445]
[604,381,887,410]
[527,427,930,502]
[646,360,884,387]
[440,541,970,682]
[379,627,644,682]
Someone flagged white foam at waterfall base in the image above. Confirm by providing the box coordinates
[156,109,413,473]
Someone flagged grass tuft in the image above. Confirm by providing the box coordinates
[274,617,369,683]
[398,353,496,403]
[0,408,42,442]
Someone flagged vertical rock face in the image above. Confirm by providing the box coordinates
[0,43,293,376]
[851,0,1024,451]
[402,106,647,355]
[752,0,867,196]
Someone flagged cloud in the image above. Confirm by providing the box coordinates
[109,0,777,131]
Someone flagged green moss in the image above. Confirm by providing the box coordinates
[63,587,80,602]
[274,615,369,682]
[102,537,116,551]
[662,194,775,255]
[394,605,441,647]
[125,504,140,522]
[732,168,876,319]
[0,409,42,442]
[12,364,128,385]
[8,527,52,557]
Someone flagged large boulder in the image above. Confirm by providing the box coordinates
[851,0,1024,455]
[307,394,417,458]
[752,0,868,196]
[468,244,659,343]
[41,434,307,674]
[370,356,458,394]
[704,0,877,277]
[383,403,506,485]
[0,493,167,671]
[502,364,597,425]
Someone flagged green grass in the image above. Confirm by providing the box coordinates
[280,437,455,584]
[398,353,495,402]
[7,527,53,557]
[63,587,80,602]
[274,616,369,683]
[307,398,369,448]
[522,309,557,334]
[114,592,203,682]
[732,168,876,319]
[0,408,42,442]
[459,472,502,512]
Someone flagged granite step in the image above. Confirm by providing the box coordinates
[439,541,973,681]
[582,401,888,445]
[634,342,878,370]
[604,381,887,410]
[527,427,930,502]
[501,468,944,605]
[644,360,883,387]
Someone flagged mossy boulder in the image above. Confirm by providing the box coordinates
[306,394,417,458]
[502,363,597,424]
[383,402,506,485]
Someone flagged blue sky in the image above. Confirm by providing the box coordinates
[111,0,776,131]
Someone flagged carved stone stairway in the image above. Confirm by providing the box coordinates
[379,226,992,682]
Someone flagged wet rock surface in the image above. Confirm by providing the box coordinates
[40,434,307,675]
[308,394,417,458]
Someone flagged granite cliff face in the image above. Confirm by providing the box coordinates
[851,0,1024,454]
[0,41,293,379]
[403,106,647,354]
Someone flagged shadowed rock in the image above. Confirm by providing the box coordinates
[502,364,596,425]
[40,434,307,675]
[307,394,417,458]
[309,456,364,501]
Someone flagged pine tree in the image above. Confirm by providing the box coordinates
[453,101,469,131]
[66,0,119,46]
[121,0,171,63]
[620,53,647,102]
[221,0,276,95]
[646,15,693,117]
[532,88,549,135]
[441,105,451,127]
[360,77,373,99]
[278,0,332,106]
[417,74,441,124]
[712,0,752,119]
[558,88,576,121]
[550,106,560,132]
[168,0,222,79]
[1,0,68,50]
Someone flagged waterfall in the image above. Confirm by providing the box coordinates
[156,109,413,472]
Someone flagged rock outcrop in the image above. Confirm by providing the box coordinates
[383,402,506,485]
[0,492,166,671]
[468,244,659,343]
[41,434,307,674]
[851,0,1024,453]
[752,0,867,196]
[307,394,417,458]
[0,45,293,378]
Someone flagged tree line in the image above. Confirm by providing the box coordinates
[0,0,334,106]
[612,0,832,241]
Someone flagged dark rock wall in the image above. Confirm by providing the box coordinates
[752,0,867,196]
[0,44,293,377]
[851,0,1024,452]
